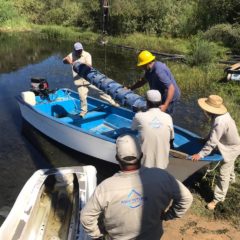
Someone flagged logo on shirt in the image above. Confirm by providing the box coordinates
[121,189,147,208]
[149,117,162,128]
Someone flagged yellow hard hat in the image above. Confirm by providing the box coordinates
[137,50,156,67]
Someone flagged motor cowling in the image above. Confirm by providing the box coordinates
[30,77,49,94]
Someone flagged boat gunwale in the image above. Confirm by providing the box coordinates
[16,93,134,143]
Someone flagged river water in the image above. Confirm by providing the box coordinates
[0,32,206,225]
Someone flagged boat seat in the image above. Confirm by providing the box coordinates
[58,111,107,124]
[83,111,107,120]
[59,117,74,123]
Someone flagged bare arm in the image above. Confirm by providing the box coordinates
[160,83,175,112]
[63,54,73,64]
[128,77,147,91]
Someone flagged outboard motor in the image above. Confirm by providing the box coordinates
[30,77,50,99]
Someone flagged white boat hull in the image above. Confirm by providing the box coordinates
[0,166,97,240]
[18,101,118,164]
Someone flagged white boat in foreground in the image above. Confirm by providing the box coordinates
[0,166,97,240]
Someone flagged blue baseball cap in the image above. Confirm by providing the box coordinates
[74,42,83,51]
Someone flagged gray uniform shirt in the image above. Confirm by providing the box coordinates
[131,108,174,169]
[199,112,240,162]
[80,167,193,240]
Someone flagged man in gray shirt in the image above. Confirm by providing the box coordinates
[131,90,174,169]
[192,95,240,210]
[80,134,193,239]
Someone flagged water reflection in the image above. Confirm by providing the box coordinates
[0,32,207,225]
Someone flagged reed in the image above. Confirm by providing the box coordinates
[0,18,32,32]
[108,32,189,54]
[34,25,99,42]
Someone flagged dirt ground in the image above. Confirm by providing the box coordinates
[162,211,240,240]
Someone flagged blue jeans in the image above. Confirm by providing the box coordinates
[166,101,177,115]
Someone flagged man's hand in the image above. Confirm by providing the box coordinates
[191,153,201,162]
[160,104,168,112]
[63,56,73,64]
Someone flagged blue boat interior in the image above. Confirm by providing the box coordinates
[34,89,136,140]
[32,89,223,162]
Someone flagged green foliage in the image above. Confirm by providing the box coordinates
[75,0,101,31]
[136,0,169,35]
[14,0,84,27]
[186,36,223,67]
[36,25,99,42]
[108,33,189,54]
[162,0,198,37]
[195,0,240,31]
[204,24,240,54]
[0,0,18,24]
[109,0,139,34]
[14,0,45,24]
[4,0,240,49]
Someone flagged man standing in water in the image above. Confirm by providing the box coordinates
[192,95,240,210]
[80,134,193,239]
[128,50,180,115]
[63,42,118,117]
[131,89,174,169]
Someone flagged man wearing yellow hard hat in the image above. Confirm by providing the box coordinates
[129,50,180,114]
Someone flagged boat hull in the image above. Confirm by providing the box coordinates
[16,88,223,163]
[18,97,118,164]
[0,166,97,240]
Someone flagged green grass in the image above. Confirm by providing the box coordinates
[108,32,189,54]
[33,25,99,42]
[0,17,32,32]
[190,159,240,229]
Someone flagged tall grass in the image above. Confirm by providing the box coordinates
[35,25,99,42]
[108,33,189,54]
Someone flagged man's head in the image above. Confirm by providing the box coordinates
[146,90,162,108]
[198,95,227,116]
[116,134,142,167]
[137,50,155,70]
[73,42,83,56]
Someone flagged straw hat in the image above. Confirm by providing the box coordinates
[198,95,227,115]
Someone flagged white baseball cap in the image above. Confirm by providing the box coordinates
[116,134,142,164]
[74,42,83,51]
[146,90,161,102]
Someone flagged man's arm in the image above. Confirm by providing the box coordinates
[160,83,175,112]
[80,187,104,239]
[85,52,92,67]
[192,120,224,161]
[63,54,73,64]
[162,178,193,221]
[128,77,147,91]
[131,113,141,131]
